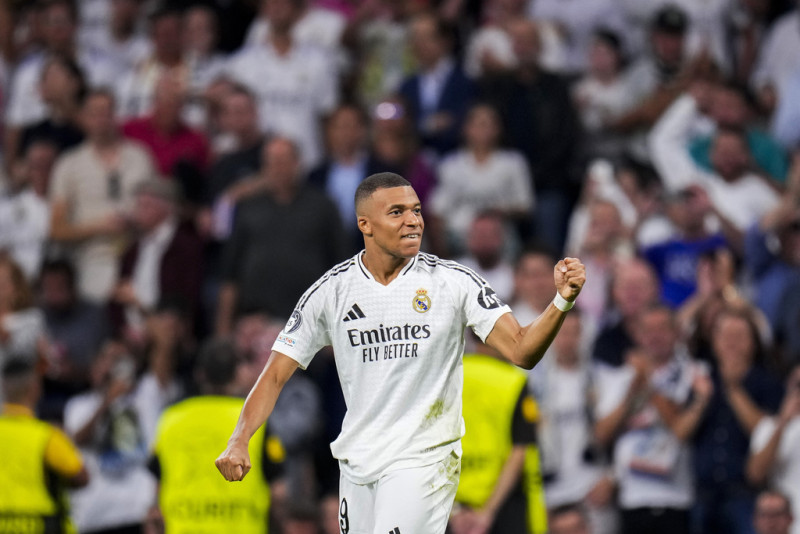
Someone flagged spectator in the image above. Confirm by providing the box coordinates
[63,336,176,534]
[148,338,283,534]
[18,55,86,161]
[528,0,624,75]
[182,5,227,129]
[397,12,475,159]
[245,0,346,58]
[3,0,116,163]
[452,333,545,534]
[88,0,150,79]
[122,72,211,200]
[0,254,47,402]
[0,360,89,532]
[110,179,204,340]
[528,311,616,534]
[308,104,393,254]
[369,96,437,208]
[481,18,582,252]
[225,0,339,168]
[116,6,186,120]
[463,0,567,78]
[687,81,789,184]
[510,243,559,325]
[748,367,800,534]
[753,490,796,534]
[643,186,728,308]
[593,306,707,534]
[38,259,109,418]
[611,5,702,163]
[0,144,52,280]
[215,138,346,335]
[455,212,516,303]
[572,29,637,161]
[429,103,533,256]
[49,89,156,303]
[743,156,800,331]
[729,0,775,85]
[649,89,780,236]
[692,307,784,534]
[592,257,660,367]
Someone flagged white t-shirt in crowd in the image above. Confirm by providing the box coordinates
[431,149,534,248]
[751,416,800,534]
[0,188,50,280]
[224,41,338,168]
[752,10,800,96]
[64,373,179,532]
[649,95,780,231]
[272,252,511,484]
[594,356,696,510]
[245,7,347,55]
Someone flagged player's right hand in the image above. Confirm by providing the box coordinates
[215,441,252,482]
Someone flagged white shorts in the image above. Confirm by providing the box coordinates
[336,452,461,534]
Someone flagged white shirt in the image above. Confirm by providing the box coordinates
[131,217,178,310]
[272,252,511,483]
[64,373,179,532]
[224,41,338,168]
[752,11,800,95]
[456,257,515,303]
[751,416,800,534]
[649,95,780,230]
[419,58,454,116]
[6,49,118,128]
[0,188,50,280]
[431,149,534,248]
[594,356,696,509]
[245,7,346,54]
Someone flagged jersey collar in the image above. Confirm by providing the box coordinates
[357,251,418,281]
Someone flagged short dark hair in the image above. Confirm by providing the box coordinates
[39,258,76,289]
[354,173,412,213]
[196,338,239,388]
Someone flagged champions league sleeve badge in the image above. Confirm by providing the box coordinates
[412,288,432,313]
[285,309,303,333]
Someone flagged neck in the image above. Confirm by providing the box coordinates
[556,354,580,370]
[91,134,119,150]
[362,248,412,285]
[157,52,182,67]
[334,147,362,165]
[270,33,292,55]
[111,22,134,41]
[471,145,492,162]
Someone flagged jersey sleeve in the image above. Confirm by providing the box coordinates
[44,428,84,478]
[271,277,332,370]
[458,265,512,342]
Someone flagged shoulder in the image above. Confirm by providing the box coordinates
[294,255,362,310]
[416,252,490,288]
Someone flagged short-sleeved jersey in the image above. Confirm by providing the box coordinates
[273,251,511,484]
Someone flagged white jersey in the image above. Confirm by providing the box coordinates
[273,251,511,484]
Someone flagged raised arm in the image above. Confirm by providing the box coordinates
[215,351,299,481]
[486,258,585,370]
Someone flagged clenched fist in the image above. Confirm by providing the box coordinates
[554,257,586,303]
[215,441,252,482]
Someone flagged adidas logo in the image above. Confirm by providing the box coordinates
[342,303,366,322]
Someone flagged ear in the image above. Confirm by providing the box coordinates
[357,215,372,236]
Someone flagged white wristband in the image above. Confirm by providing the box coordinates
[553,292,575,312]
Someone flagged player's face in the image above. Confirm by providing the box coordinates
[359,186,423,259]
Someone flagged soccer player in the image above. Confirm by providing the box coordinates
[216,172,585,533]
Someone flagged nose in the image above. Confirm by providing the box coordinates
[404,211,421,226]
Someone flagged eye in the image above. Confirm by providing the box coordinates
[413,208,422,215]
[389,210,401,215]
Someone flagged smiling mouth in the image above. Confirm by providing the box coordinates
[402,234,421,239]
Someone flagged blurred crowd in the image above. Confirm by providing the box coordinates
[0,0,800,532]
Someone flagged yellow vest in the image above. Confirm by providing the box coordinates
[154,396,274,534]
[0,415,64,534]
[458,354,547,534]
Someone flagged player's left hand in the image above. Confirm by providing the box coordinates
[554,257,586,302]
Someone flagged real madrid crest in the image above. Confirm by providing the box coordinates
[413,288,431,313]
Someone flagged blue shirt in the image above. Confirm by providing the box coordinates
[643,234,727,307]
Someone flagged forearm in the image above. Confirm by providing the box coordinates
[480,446,526,519]
[228,353,297,445]
[746,420,783,486]
[49,216,104,243]
[215,283,237,337]
[726,384,766,435]
[660,396,709,442]
[510,303,567,370]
